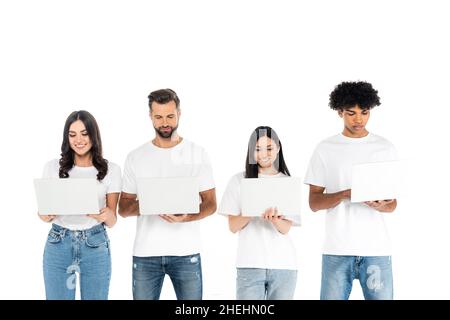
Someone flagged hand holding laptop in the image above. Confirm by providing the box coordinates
[261,207,293,234]
[38,213,56,223]
[262,207,285,221]
[340,188,394,210]
[159,214,190,223]
[38,207,104,223]
[87,207,114,223]
[364,199,395,211]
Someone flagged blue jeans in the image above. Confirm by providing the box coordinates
[43,223,111,300]
[236,268,297,300]
[321,255,393,300]
[132,254,202,300]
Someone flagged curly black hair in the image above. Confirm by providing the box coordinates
[329,81,381,110]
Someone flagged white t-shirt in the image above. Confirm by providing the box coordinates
[42,159,122,230]
[219,172,300,270]
[304,133,398,256]
[122,139,215,257]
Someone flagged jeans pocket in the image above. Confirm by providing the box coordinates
[47,230,61,244]
[85,231,109,249]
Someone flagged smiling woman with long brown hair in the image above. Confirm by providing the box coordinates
[38,110,122,300]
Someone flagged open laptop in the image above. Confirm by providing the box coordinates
[240,177,302,217]
[34,178,100,215]
[351,160,402,203]
[137,177,200,215]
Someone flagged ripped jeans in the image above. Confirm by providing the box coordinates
[321,255,393,300]
[43,223,111,300]
[132,254,202,300]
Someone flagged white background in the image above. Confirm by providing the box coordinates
[0,0,449,300]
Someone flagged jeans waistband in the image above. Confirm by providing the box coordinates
[51,223,106,237]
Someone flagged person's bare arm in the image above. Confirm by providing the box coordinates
[118,192,140,217]
[309,185,351,212]
[160,188,217,223]
[228,215,252,233]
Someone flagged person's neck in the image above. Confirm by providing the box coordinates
[342,128,369,138]
[258,166,279,176]
[74,154,93,167]
[152,134,183,148]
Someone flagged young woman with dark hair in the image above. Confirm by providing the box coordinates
[219,126,300,300]
[39,110,121,300]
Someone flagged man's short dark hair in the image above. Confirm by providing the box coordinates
[148,88,180,110]
[329,81,381,111]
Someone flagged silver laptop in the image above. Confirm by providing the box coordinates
[240,177,302,217]
[351,160,402,203]
[137,177,200,215]
[34,178,100,215]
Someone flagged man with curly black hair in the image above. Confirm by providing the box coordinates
[304,81,398,300]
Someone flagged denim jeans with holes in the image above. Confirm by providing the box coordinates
[132,254,202,300]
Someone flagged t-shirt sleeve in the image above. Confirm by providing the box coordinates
[198,149,215,192]
[122,154,137,194]
[106,163,122,194]
[218,175,241,216]
[304,146,327,188]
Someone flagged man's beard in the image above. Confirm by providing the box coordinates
[155,125,178,139]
